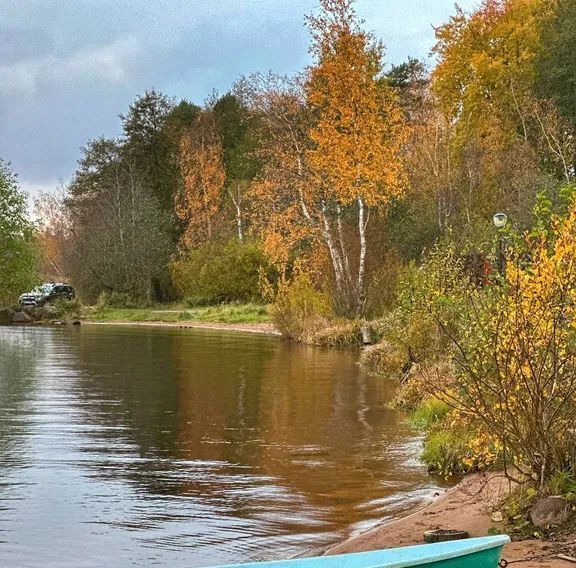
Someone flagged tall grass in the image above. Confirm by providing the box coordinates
[85,303,270,325]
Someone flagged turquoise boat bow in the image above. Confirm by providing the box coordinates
[213,535,510,568]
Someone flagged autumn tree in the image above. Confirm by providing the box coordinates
[34,187,71,280]
[305,0,407,315]
[238,72,315,273]
[432,0,549,138]
[430,0,559,225]
[241,3,407,316]
[176,110,225,248]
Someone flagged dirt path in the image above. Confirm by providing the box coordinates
[81,319,280,335]
[326,474,573,567]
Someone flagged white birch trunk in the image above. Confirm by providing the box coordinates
[228,187,244,242]
[357,197,368,315]
[320,201,345,291]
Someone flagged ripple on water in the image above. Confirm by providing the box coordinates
[0,324,444,567]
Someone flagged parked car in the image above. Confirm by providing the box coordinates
[19,283,75,307]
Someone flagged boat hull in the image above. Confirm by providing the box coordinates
[211,536,510,568]
[409,545,502,567]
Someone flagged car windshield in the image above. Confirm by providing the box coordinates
[32,284,54,295]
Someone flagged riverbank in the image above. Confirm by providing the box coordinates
[80,303,279,335]
[326,473,572,567]
[82,319,280,335]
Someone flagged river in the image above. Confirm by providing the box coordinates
[0,324,440,567]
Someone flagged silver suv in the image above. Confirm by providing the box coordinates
[19,283,75,307]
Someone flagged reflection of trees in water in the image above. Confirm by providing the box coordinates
[0,327,46,471]
[67,328,273,493]
[65,327,429,546]
[70,326,182,459]
[173,332,273,464]
[254,344,422,515]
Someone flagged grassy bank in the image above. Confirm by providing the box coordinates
[83,303,271,325]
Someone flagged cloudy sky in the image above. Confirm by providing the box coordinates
[0,0,477,198]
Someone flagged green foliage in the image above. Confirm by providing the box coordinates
[536,0,576,127]
[120,90,179,211]
[67,134,173,302]
[530,185,576,240]
[409,397,451,430]
[421,429,472,476]
[487,527,502,536]
[270,272,332,341]
[179,303,269,324]
[0,160,39,307]
[171,239,266,305]
[213,93,260,184]
[49,298,82,320]
[547,470,576,498]
[384,197,441,261]
[365,240,472,378]
[96,291,151,310]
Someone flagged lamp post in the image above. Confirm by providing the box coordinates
[493,212,508,275]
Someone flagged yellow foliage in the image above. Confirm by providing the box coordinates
[430,199,576,484]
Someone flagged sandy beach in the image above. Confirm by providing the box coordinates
[326,473,574,567]
[81,319,280,335]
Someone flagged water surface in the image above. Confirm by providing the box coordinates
[0,324,439,567]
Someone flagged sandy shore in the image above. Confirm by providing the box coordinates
[326,473,573,567]
[81,319,280,335]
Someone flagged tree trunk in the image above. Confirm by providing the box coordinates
[356,197,368,316]
[228,186,243,242]
[320,201,345,294]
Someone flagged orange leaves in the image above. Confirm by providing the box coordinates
[241,1,408,314]
[176,111,225,249]
[306,3,407,207]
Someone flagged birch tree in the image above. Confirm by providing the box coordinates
[306,0,407,314]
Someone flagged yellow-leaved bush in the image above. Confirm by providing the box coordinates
[429,201,576,485]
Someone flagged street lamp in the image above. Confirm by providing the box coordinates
[493,212,508,229]
[493,212,508,275]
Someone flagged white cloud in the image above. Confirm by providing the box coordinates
[0,37,140,97]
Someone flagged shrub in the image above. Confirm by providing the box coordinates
[425,202,576,488]
[421,429,472,476]
[171,239,267,305]
[49,298,82,319]
[270,272,332,340]
[309,319,364,347]
[409,397,451,429]
[364,253,403,317]
[365,241,471,380]
[361,339,406,376]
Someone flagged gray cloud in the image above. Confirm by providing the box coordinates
[0,36,140,96]
[0,0,476,197]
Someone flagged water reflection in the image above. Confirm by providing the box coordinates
[0,325,440,567]
[0,327,44,472]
